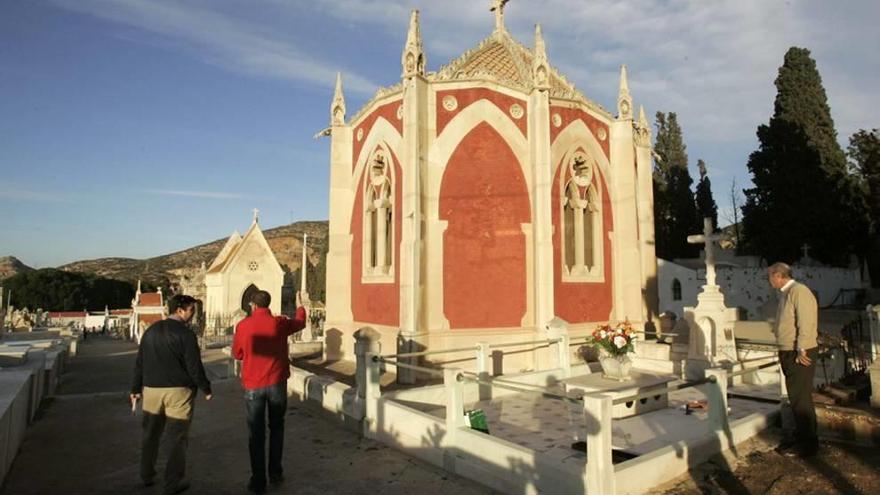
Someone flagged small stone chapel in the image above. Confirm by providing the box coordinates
[205,210,285,320]
[324,2,659,363]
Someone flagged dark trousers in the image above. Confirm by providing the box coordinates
[779,348,819,450]
[245,381,288,488]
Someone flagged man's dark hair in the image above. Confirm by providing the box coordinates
[168,294,198,313]
[251,290,271,308]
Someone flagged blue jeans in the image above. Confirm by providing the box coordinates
[244,381,288,488]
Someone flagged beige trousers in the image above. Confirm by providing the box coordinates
[141,387,195,489]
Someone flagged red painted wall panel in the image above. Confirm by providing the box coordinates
[439,123,530,328]
[436,88,527,137]
[352,101,402,171]
[350,146,402,326]
[552,153,614,323]
[549,106,610,159]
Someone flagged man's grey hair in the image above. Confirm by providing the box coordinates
[768,262,792,279]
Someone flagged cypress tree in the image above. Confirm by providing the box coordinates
[653,112,700,259]
[742,47,866,265]
[694,159,719,231]
[849,129,880,284]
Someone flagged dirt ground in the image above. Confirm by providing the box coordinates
[650,429,880,495]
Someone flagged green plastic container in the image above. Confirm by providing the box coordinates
[466,409,489,434]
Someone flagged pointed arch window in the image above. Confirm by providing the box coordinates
[561,151,604,282]
[363,148,394,283]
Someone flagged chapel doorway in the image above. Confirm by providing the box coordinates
[241,284,260,314]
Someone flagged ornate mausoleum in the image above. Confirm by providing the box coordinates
[324,3,658,364]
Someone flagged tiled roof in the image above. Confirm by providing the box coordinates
[138,293,162,306]
[48,311,87,318]
[432,31,608,115]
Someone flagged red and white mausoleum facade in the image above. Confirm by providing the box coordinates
[324,6,658,365]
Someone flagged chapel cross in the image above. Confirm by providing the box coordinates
[801,243,811,259]
[490,0,509,32]
[687,217,726,288]
[252,208,260,223]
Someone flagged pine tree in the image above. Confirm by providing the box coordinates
[742,47,867,265]
[694,159,719,230]
[653,112,700,259]
[849,129,880,284]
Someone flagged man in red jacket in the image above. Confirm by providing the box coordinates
[233,290,306,494]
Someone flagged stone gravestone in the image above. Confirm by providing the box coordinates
[683,218,739,380]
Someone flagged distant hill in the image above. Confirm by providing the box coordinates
[57,221,329,287]
[0,256,34,281]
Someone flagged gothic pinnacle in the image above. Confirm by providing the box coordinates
[401,10,425,78]
[331,72,346,126]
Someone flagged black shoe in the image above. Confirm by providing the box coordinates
[142,478,155,488]
[269,473,284,485]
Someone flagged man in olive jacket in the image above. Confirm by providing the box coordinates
[768,262,819,457]
[131,294,213,494]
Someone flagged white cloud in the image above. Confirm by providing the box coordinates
[52,0,380,94]
[144,189,247,200]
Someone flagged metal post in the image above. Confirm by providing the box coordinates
[583,393,614,494]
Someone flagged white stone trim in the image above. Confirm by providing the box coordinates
[360,142,397,285]
[551,122,612,284]
[352,118,403,285]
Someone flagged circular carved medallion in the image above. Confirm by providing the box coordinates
[509,103,524,120]
[396,105,403,120]
[552,113,562,128]
[597,127,607,141]
[442,95,458,111]
[356,128,364,141]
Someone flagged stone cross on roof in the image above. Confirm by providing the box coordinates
[490,0,509,32]
[801,243,811,259]
[252,208,260,224]
[687,217,726,288]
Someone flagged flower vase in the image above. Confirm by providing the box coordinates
[599,353,633,381]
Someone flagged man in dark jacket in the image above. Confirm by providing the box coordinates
[131,294,212,494]
[233,290,306,494]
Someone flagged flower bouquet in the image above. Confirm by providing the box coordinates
[589,320,636,380]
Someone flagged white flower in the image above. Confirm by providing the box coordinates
[613,335,627,348]
[600,330,608,339]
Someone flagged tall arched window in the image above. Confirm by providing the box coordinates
[672,278,682,301]
[363,148,394,281]
[561,151,603,281]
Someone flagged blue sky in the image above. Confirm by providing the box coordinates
[2,0,878,268]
